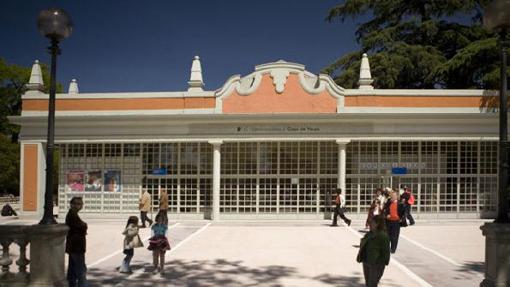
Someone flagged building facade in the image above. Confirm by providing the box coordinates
[11,55,500,219]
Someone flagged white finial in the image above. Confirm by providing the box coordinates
[188,55,204,92]
[26,59,44,91]
[358,53,374,90]
[68,79,79,94]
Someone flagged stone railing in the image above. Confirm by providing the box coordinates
[0,224,68,287]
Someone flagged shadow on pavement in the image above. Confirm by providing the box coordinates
[457,261,484,275]
[87,258,380,287]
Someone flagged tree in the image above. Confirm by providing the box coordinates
[0,134,19,194]
[323,0,502,90]
[0,58,59,195]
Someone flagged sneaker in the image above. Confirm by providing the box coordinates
[330,223,338,227]
[152,267,159,274]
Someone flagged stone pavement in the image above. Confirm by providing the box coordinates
[0,216,486,286]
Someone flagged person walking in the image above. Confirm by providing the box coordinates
[65,197,88,287]
[383,190,403,253]
[365,198,382,229]
[139,188,153,228]
[119,216,144,274]
[400,186,415,226]
[159,188,169,224]
[357,215,390,287]
[331,188,352,226]
[148,211,171,275]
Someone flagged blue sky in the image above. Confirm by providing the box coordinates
[0,0,361,92]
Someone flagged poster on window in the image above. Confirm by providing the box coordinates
[66,170,84,192]
[85,170,102,192]
[104,170,121,192]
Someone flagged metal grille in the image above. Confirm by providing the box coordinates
[298,178,317,213]
[420,177,439,212]
[238,178,256,212]
[259,178,278,213]
[347,140,497,214]
[59,143,141,214]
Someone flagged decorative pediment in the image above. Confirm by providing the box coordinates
[215,60,345,113]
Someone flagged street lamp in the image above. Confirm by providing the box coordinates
[37,8,73,225]
[484,0,510,223]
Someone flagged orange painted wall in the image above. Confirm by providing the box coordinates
[22,97,216,111]
[222,74,338,113]
[23,144,38,211]
[345,96,482,107]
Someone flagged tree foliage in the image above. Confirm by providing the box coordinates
[0,58,57,194]
[323,0,503,89]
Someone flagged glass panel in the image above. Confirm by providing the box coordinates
[279,178,297,213]
[259,178,278,213]
[238,178,256,212]
[298,178,317,213]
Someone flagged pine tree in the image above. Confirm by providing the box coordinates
[323,0,503,89]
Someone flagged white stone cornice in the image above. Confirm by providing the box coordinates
[22,91,215,99]
[336,139,351,145]
[344,89,494,97]
[208,139,223,146]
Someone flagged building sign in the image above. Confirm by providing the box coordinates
[391,167,407,175]
[236,125,321,133]
[360,162,426,170]
[152,168,168,175]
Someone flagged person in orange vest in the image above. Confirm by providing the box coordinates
[331,188,352,226]
[383,190,404,253]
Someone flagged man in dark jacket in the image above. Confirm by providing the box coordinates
[400,186,415,226]
[65,197,88,287]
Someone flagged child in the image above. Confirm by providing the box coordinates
[148,211,171,274]
[365,199,382,229]
[120,216,143,273]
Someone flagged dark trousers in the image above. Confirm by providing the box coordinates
[386,220,401,253]
[120,249,134,272]
[332,206,350,225]
[403,204,415,225]
[140,211,153,227]
[67,253,87,287]
[363,263,386,287]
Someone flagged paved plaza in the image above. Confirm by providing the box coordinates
[0,216,486,287]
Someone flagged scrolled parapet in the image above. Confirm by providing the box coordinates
[214,60,345,113]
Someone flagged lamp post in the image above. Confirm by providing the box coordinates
[37,8,73,225]
[484,0,510,223]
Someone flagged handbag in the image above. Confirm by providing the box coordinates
[132,234,144,248]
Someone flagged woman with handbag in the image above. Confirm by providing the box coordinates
[357,215,390,287]
[120,216,144,273]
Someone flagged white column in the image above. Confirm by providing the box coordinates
[336,139,351,198]
[209,140,223,221]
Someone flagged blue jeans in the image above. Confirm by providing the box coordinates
[120,249,134,272]
[67,253,87,287]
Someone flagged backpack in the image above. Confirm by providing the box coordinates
[408,194,415,205]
